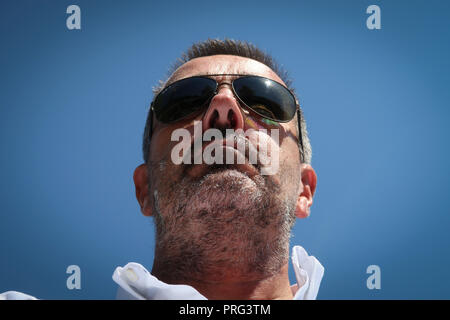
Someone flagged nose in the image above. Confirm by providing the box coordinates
[202,85,244,132]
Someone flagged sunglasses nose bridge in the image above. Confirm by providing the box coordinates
[214,81,233,93]
[214,81,245,106]
[202,84,245,133]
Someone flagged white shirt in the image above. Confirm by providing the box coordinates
[112,245,324,300]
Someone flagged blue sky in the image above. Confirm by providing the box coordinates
[0,0,449,299]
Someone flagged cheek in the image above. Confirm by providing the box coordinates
[245,115,281,130]
[149,122,193,164]
[149,126,174,163]
[149,117,203,163]
[148,152,185,206]
[148,122,197,190]
[279,138,302,179]
[243,117,293,170]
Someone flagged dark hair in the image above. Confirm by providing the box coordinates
[143,38,312,164]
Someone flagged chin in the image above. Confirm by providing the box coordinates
[200,167,260,188]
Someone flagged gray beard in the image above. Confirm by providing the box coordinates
[149,163,298,283]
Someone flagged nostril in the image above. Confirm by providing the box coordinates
[209,109,219,128]
[228,110,236,129]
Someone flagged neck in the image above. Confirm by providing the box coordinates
[152,261,294,300]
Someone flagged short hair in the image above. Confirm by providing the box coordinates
[143,38,312,164]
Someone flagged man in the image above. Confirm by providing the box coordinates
[112,39,324,300]
[0,38,323,301]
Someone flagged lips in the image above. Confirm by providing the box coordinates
[184,134,261,178]
[185,156,259,178]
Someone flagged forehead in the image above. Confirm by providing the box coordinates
[167,55,286,86]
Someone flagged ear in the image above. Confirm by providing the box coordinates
[294,164,317,219]
[133,164,153,217]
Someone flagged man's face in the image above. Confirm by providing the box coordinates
[134,55,315,281]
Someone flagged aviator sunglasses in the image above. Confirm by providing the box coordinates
[148,74,304,155]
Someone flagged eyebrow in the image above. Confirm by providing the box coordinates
[192,73,252,77]
[177,73,254,81]
[163,73,253,90]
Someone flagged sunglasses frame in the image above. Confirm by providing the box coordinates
[147,74,304,161]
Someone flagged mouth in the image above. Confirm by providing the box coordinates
[184,135,261,178]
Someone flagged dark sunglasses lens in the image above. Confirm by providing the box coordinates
[153,77,217,123]
[233,77,296,122]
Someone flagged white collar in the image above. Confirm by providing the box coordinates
[112,245,324,300]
